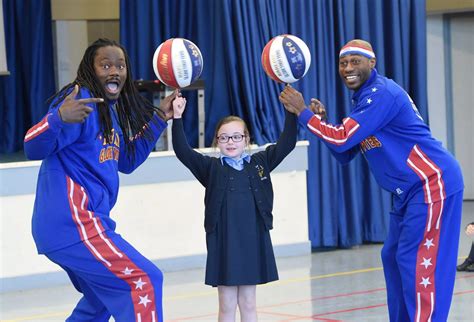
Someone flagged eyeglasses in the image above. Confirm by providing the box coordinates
[216,134,246,143]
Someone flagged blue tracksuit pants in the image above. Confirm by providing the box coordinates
[46,231,163,322]
[381,191,463,322]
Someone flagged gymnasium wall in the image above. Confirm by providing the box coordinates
[427,13,474,199]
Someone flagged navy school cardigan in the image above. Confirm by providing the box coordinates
[172,110,297,232]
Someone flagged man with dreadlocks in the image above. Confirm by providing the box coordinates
[24,38,177,321]
[279,39,464,321]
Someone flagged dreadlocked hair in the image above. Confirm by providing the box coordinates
[47,38,165,161]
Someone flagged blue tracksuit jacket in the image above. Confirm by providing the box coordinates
[24,87,166,254]
[298,69,464,321]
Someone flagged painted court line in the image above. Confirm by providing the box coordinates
[278,303,388,321]
[4,266,381,322]
[261,289,474,321]
[258,287,386,309]
[168,276,474,321]
[164,266,384,302]
[257,309,342,322]
[4,267,473,321]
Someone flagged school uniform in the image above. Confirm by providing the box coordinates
[172,110,297,286]
[24,87,166,322]
[298,69,464,322]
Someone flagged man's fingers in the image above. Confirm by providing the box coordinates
[75,105,93,115]
[280,86,298,99]
[310,98,326,112]
[66,84,79,100]
[77,97,104,104]
[280,90,292,99]
[81,108,93,121]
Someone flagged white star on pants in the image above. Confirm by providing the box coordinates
[133,278,147,290]
[139,294,152,307]
[420,277,431,288]
[420,257,433,269]
[121,267,135,275]
[423,238,435,250]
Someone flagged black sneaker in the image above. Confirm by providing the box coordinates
[457,259,473,271]
[465,263,474,272]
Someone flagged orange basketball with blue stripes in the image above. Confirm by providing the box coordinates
[261,34,311,83]
[152,38,203,88]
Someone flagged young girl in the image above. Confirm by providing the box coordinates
[24,38,177,321]
[172,96,297,321]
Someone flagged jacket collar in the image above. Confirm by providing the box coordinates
[352,68,378,103]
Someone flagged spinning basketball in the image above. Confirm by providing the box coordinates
[152,38,203,88]
[261,34,311,83]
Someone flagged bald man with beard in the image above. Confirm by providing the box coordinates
[279,39,464,322]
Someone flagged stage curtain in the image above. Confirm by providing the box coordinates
[0,0,55,153]
[120,0,427,248]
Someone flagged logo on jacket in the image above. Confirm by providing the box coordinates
[98,129,120,163]
[360,136,382,153]
[255,165,267,181]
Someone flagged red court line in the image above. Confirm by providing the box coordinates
[276,304,386,322]
[259,274,473,311]
[311,303,388,318]
[454,289,474,295]
[280,289,474,321]
[167,312,216,322]
[258,309,342,322]
[455,274,474,280]
[166,288,385,321]
[259,287,386,309]
[166,275,473,321]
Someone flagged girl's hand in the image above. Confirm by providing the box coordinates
[173,96,187,119]
[466,224,474,236]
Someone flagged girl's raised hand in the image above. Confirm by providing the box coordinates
[466,223,474,236]
[159,89,180,121]
[172,96,187,119]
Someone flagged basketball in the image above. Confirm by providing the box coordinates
[152,38,204,88]
[261,34,311,83]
